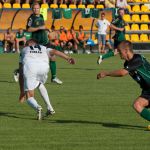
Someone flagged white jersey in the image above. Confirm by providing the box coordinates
[96,19,110,35]
[116,0,128,8]
[22,45,52,91]
[21,45,52,66]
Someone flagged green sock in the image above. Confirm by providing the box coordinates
[140,108,150,121]
[55,46,62,51]
[50,61,56,80]
[102,49,114,60]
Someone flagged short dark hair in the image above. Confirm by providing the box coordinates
[79,25,83,29]
[26,39,38,46]
[118,40,133,52]
[51,25,55,30]
[101,12,105,16]
[118,8,125,13]
[31,2,40,9]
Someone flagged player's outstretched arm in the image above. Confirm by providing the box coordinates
[50,49,75,65]
[97,69,128,79]
[110,24,124,31]
[27,25,46,32]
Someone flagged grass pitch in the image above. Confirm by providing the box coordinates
[0,53,150,150]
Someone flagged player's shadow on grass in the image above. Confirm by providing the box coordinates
[0,111,36,120]
[54,120,146,131]
[0,80,15,83]
[59,67,98,71]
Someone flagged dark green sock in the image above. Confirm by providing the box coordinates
[55,46,62,51]
[50,61,56,80]
[140,108,150,121]
[102,49,114,60]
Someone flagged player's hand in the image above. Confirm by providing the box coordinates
[68,58,75,64]
[97,72,107,79]
[39,26,46,30]
[119,28,124,31]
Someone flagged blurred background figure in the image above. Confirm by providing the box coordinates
[15,28,26,53]
[95,12,110,53]
[4,28,15,53]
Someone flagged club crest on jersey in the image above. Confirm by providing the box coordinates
[36,22,40,26]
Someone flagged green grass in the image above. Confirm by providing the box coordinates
[0,53,150,150]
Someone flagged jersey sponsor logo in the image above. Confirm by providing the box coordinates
[28,18,32,27]
[29,45,42,54]
[30,51,42,54]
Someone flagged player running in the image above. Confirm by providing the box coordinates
[97,40,150,128]
[97,8,126,64]
[21,39,75,120]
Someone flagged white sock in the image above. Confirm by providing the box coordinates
[27,97,40,111]
[12,48,15,52]
[38,84,54,111]
[4,48,7,52]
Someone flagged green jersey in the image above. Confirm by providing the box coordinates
[124,54,150,90]
[63,8,72,19]
[82,8,91,18]
[27,14,49,45]
[91,9,99,18]
[16,31,25,39]
[112,16,126,41]
[52,8,62,20]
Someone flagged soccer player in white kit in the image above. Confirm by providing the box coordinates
[22,39,75,120]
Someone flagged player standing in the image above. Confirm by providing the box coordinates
[27,2,62,84]
[95,12,110,54]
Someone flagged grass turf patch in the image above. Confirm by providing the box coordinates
[0,53,150,150]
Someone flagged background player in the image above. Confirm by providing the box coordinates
[95,12,110,54]
[97,8,126,64]
[27,2,62,84]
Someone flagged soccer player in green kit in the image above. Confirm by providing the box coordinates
[97,40,150,129]
[15,28,26,53]
[97,8,126,64]
[27,2,62,84]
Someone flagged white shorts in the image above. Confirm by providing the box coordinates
[23,62,49,91]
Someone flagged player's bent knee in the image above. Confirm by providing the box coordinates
[26,91,34,99]
[133,100,143,113]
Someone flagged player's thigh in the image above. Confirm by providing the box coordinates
[24,75,39,92]
[23,64,39,89]
[37,65,49,84]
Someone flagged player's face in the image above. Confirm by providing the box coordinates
[118,10,125,17]
[101,14,105,19]
[118,48,127,60]
[33,4,40,15]
[19,29,23,33]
